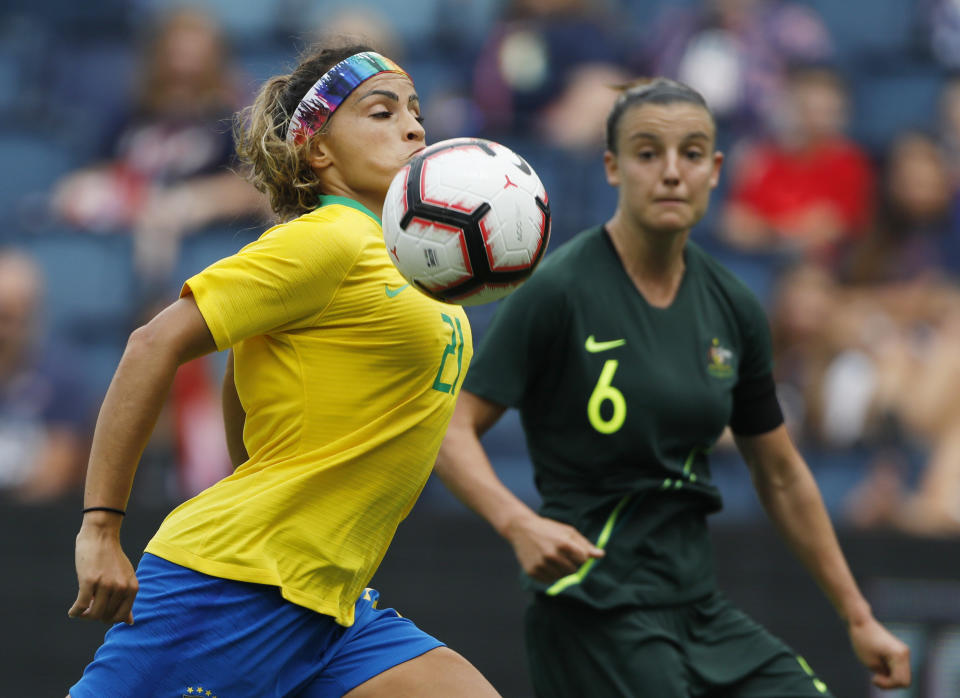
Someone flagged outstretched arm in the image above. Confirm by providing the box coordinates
[69,297,217,625]
[435,391,603,583]
[735,425,911,690]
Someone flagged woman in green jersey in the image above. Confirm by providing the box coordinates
[436,78,910,697]
[66,44,498,698]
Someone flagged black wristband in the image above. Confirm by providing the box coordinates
[82,506,126,517]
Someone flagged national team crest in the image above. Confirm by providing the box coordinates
[707,338,735,378]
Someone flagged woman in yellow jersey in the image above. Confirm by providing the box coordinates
[66,45,498,698]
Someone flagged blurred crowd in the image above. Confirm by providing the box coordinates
[1,0,958,536]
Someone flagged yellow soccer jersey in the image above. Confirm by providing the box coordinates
[146,195,472,626]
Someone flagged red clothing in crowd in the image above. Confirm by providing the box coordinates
[729,138,875,241]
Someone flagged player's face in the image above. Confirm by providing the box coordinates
[604,102,722,235]
[309,72,425,206]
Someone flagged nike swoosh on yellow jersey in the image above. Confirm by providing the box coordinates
[585,335,626,353]
[384,284,409,298]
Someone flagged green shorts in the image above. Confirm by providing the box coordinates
[525,592,833,698]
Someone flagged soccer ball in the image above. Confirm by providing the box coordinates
[382,137,551,305]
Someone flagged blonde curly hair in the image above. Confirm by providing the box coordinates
[233,44,374,222]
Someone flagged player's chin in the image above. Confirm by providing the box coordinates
[647,215,695,234]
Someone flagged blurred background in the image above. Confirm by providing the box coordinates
[0,0,958,695]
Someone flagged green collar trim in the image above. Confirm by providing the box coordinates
[316,195,381,225]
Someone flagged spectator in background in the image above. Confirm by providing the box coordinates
[641,0,833,141]
[939,74,960,190]
[836,287,960,536]
[769,132,960,535]
[770,274,960,538]
[720,64,875,265]
[924,0,960,71]
[843,131,960,283]
[311,6,406,62]
[0,250,90,503]
[51,7,268,287]
[472,0,629,150]
[767,262,839,443]
[50,7,269,506]
[836,131,960,535]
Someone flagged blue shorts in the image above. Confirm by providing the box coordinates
[70,553,443,698]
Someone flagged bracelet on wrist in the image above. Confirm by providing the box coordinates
[82,506,126,517]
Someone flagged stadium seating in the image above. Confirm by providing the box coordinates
[0,0,952,519]
[0,131,75,237]
[850,62,947,154]
[12,232,135,397]
[801,0,922,65]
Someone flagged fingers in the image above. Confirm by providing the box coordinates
[68,577,138,624]
[872,649,911,689]
[102,588,129,625]
[872,672,910,690]
[527,549,581,583]
[67,583,95,619]
[529,561,574,584]
[560,531,605,565]
[86,584,117,621]
[112,583,139,625]
[557,543,597,569]
[511,515,609,584]
[530,535,605,583]
[94,583,139,624]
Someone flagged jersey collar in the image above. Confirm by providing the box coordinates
[316,195,381,226]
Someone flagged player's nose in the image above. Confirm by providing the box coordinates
[404,113,425,142]
[662,151,681,184]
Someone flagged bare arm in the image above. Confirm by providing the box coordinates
[435,391,603,583]
[222,350,248,467]
[69,297,217,625]
[736,425,910,689]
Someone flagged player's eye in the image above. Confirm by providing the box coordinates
[637,150,656,160]
[414,114,425,125]
[686,149,704,160]
[371,110,393,119]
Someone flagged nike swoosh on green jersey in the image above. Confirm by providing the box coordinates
[585,335,626,353]
[384,284,409,298]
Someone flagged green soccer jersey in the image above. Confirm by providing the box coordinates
[464,226,779,608]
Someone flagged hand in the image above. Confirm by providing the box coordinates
[68,518,138,625]
[502,512,604,584]
[51,166,145,231]
[848,616,911,690]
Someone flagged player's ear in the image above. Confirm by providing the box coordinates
[709,150,724,190]
[307,137,334,171]
[604,150,620,187]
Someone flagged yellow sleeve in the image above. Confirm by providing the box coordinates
[181,214,364,350]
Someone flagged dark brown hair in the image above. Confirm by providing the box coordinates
[605,77,714,154]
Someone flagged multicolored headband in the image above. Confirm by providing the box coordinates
[285,51,410,145]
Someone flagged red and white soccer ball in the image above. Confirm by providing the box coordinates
[382,137,551,305]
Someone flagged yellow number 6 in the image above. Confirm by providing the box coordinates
[587,359,626,434]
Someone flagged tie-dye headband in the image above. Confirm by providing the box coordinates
[285,51,410,145]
